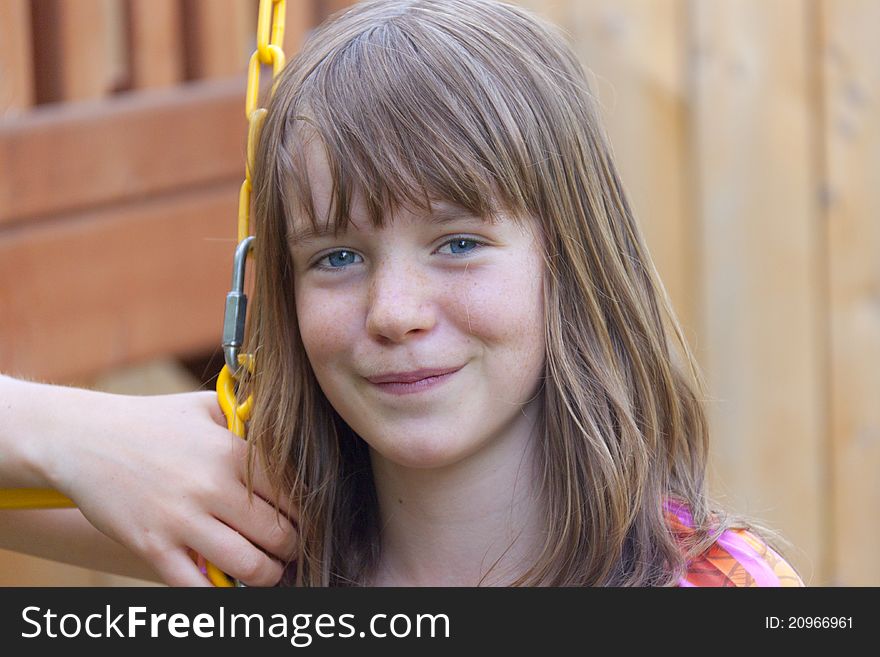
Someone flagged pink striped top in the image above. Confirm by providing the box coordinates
[664,498,805,587]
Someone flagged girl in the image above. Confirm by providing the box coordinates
[238,0,804,586]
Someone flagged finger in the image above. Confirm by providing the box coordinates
[215,486,299,563]
[150,548,214,588]
[189,519,286,587]
[249,470,300,526]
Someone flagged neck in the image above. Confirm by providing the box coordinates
[366,397,547,587]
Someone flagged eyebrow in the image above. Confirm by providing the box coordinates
[287,204,487,246]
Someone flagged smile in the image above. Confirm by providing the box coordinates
[368,367,462,396]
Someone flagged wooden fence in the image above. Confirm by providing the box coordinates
[516,0,878,586]
[1,0,877,585]
[0,0,352,382]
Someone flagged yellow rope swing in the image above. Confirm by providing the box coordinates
[0,0,287,589]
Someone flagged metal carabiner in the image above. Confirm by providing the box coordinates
[222,236,255,376]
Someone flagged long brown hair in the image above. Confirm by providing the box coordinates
[242,0,778,586]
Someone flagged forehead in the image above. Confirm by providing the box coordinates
[298,135,334,217]
[286,133,503,244]
[288,202,492,247]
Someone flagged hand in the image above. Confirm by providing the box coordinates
[41,389,298,587]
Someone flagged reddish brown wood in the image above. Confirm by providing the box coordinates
[0,77,246,225]
[182,0,254,80]
[0,183,240,381]
[0,0,34,113]
[128,0,184,90]
[31,0,121,103]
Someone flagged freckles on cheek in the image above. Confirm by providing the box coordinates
[295,294,351,364]
[446,277,498,339]
[455,269,543,342]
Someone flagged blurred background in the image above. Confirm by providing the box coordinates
[0,0,877,586]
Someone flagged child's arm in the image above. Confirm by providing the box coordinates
[0,374,298,586]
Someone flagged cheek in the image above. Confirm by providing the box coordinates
[294,287,353,368]
[293,248,546,377]
[454,256,544,346]
[451,253,546,390]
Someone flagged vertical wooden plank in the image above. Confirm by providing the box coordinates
[104,0,129,93]
[31,0,123,103]
[821,0,880,586]
[183,0,254,80]
[0,0,34,114]
[28,0,58,104]
[552,0,697,348]
[128,0,184,89]
[692,0,823,582]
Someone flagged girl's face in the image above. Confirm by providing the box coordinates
[289,142,546,469]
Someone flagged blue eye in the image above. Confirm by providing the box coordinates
[442,238,480,255]
[312,236,486,272]
[324,250,362,269]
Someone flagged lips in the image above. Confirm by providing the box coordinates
[366,365,463,384]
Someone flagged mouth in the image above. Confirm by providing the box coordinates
[367,365,464,396]
[366,365,463,385]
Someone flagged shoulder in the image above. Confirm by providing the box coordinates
[678,527,805,587]
[664,498,805,587]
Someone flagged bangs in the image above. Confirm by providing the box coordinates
[277,14,540,237]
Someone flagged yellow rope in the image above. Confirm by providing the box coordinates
[0,489,75,510]
[209,0,286,587]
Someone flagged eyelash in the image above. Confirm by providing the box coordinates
[310,236,488,273]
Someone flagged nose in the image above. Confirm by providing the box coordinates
[365,257,437,342]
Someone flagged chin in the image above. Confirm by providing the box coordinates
[370,432,474,470]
